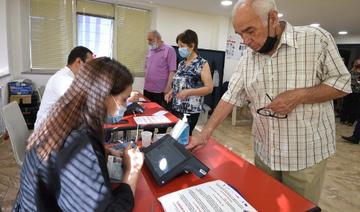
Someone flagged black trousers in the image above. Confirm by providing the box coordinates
[171,110,200,136]
[143,90,169,133]
[353,119,360,139]
[340,93,360,124]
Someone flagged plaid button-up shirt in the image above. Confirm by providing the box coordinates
[222,22,351,171]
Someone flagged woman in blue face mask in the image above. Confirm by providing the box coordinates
[106,90,131,124]
[164,29,213,136]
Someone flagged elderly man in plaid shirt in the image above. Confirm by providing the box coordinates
[188,0,351,204]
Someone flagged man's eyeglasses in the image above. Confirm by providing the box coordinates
[256,93,288,119]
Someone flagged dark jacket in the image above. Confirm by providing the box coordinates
[14,127,134,211]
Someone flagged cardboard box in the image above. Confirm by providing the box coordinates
[10,95,32,104]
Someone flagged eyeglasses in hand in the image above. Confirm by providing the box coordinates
[256,93,288,119]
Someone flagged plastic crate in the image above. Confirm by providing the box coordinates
[8,81,33,95]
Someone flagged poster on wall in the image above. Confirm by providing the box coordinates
[226,34,247,60]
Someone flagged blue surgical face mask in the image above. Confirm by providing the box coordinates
[106,96,127,124]
[178,47,191,58]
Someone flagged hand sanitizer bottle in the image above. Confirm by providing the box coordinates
[178,114,190,145]
[170,114,190,145]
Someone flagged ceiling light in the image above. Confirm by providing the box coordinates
[277,13,284,18]
[310,23,320,27]
[221,0,233,6]
[338,31,348,35]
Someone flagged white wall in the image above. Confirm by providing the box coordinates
[153,6,236,83]
[154,6,229,51]
[7,0,30,78]
[0,0,9,78]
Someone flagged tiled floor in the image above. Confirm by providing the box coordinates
[1,117,360,211]
[0,136,21,212]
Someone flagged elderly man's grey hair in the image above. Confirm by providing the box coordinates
[149,30,162,40]
[232,0,278,25]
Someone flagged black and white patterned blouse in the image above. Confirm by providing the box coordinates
[171,56,207,114]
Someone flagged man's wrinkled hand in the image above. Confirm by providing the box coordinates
[266,89,306,115]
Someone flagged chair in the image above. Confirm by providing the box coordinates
[2,101,30,166]
[36,85,45,102]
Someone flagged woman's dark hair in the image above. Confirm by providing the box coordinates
[176,29,199,53]
[28,57,133,160]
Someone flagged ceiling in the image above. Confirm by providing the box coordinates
[106,0,360,36]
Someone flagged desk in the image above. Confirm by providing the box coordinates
[133,138,320,212]
[103,102,179,132]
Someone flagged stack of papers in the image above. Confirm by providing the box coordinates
[134,115,171,125]
[158,180,257,212]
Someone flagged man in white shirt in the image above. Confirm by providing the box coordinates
[187,0,351,204]
[34,46,94,129]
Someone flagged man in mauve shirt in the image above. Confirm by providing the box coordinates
[144,30,177,133]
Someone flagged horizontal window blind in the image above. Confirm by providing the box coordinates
[29,1,151,74]
[30,0,74,72]
[116,6,150,77]
[76,0,114,18]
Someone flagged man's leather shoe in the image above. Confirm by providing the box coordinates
[341,136,360,144]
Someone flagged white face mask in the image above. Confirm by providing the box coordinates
[149,42,158,50]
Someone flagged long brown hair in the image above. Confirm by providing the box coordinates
[27,57,133,160]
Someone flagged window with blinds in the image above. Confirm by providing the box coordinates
[29,0,150,75]
[77,0,114,18]
[77,0,114,57]
[116,6,150,77]
[30,0,74,72]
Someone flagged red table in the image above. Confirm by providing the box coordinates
[132,138,320,212]
[103,102,179,132]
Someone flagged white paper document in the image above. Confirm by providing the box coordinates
[158,180,257,212]
[134,115,171,125]
[152,110,168,116]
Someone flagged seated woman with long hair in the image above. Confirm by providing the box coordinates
[14,57,144,211]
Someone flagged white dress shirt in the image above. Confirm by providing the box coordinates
[34,66,74,129]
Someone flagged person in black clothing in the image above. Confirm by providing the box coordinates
[342,119,360,144]
[340,58,360,125]
[14,57,144,211]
